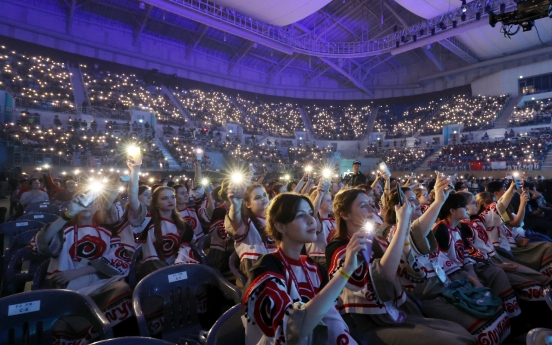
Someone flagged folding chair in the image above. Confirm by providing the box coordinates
[133,264,241,343]
[0,289,113,344]
[205,304,245,345]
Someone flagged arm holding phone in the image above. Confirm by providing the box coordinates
[380,199,412,282]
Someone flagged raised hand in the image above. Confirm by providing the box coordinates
[343,231,370,273]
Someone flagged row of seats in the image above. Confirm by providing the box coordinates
[0,200,244,345]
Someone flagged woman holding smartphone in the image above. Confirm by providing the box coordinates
[243,192,363,345]
[225,182,274,277]
[30,159,144,340]
[384,176,510,344]
[325,188,473,345]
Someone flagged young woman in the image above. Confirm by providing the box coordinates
[207,179,234,280]
[225,183,274,277]
[385,177,511,344]
[413,186,429,213]
[174,184,205,241]
[136,186,197,280]
[305,181,334,266]
[459,191,550,311]
[475,183,552,279]
[325,188,474,345]
[243,193,364,345]
[30,162,144,341]
[434,193,521,322]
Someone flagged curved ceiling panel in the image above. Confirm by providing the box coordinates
[394,0,475,19]
[210,0,332,26]
[455,20,552,59]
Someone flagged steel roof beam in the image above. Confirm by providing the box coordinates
[133,3,152,45]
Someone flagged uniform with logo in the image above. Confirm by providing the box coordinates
[224,216,276,278]
[463,217,549,302]
[31,221,134,344]
[243,248,357,345]
[478,202,552,279]
[325,236,474,345]
[178,205,205,241]
[207,204,234,280]
[385,220,511,345]
[434,219,520,318]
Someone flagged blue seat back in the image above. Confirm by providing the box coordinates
[17,213,58,224]
[0,289,113,345]
[205,304,244,345]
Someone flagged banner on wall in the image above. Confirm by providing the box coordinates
[491,161,507,170]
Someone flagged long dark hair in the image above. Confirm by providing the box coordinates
[333,188,366,239]
[266,193,314,242]
[243,183,268,240]
[147,186,192,259]
[384,187,411,225]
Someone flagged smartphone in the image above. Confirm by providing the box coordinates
[397,185,404,206]
[79,189,101,208]
[513,175,522,189]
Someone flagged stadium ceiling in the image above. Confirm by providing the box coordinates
[60,0,552,95]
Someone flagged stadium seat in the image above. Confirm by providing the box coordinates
[31,258,50,291]
[132,264,241,343]
[205,304,244,345]
[527,328,552,345]
[94,336,175,344]
[3,247,48,296]
[544,286,552,311]
[0,289,113,344]
[25,202,60,215]
[127,246,143,289]
[17,213,58,224]
[197,233,211,257]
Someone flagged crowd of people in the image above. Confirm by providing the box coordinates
[374,102,436,138]
[426,136,552,171]
[236,97,303,137]
[305,104,371,140]
[5,152,552,345]
[509,100,552,127]
[82,66,181,125]
[0,45,75,112]
[421,94,509,135]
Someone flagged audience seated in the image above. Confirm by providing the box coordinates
[421,94,508,135]
[173,88,242,130]
[509,100,552,127]
[236,97,303,137]
[427,137,550,171]
[305,104,371,140]
[374,102,436,139]
[0,46,74,112]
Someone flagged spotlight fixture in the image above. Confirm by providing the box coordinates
[419,28,425,36]
[431,27,436,35]
[500,3,506,13]
[461,13,467,21]
[452,20,458,28]
[476,11,481,20]
[139,1,145,10]
[438,21,446,30]
[396,41,400,48]
[412,34,417,42]
[461,0,467,12]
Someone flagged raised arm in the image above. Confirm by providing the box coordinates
[496,180,516,214]
[417,175,452,237]
[509,191,529,227]
[127,160,141,216]
[379,200,412,282]
[299,231,366,339]
[225,183,246,236]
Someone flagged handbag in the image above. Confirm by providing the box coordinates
[440,278,502,319]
